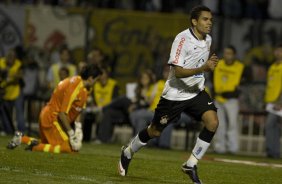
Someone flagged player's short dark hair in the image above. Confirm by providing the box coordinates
[80,64,102,80]
[190,5,211,26]
[226,45,237,54]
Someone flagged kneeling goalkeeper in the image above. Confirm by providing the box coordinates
[7,64,102,153]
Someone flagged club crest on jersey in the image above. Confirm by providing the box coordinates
[160,115,169,125]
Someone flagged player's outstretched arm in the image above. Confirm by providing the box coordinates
[58,112,82,151]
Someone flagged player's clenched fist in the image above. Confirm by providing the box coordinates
[203,54,218,72]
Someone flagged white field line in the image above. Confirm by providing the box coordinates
[0,166,114,183]
[214,158,282,168]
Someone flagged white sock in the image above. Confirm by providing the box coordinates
[186,154,198,167]
[124,146,133,159]
[124,134,147,159]
[186,138,210,167]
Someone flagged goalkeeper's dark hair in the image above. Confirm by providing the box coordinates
[80,64,102,80]
[190,5,211,26]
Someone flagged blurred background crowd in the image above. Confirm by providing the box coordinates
[0,0,281,158]
[3,0,282,20]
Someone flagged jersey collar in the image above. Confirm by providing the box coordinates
[189,28,206,41]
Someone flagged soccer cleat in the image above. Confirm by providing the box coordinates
[181,163,202,184]
[25,139,39,151]
[7,131,23,149]
[118,146,132,176]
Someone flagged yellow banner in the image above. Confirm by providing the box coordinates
[89,9,188,84]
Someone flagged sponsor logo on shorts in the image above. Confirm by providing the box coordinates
[208,102,213,105]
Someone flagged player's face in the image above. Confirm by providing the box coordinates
[59,70,69,81]
[6,50,16,65]
[98,70,108,85]
[193,11,213,36]
[274,47,282,61]
[140,73,151,86]
[88,50,104,65]
[223,48,235,63]
[60,50,70,63]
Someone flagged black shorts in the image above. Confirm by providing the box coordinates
[151,90,217,131]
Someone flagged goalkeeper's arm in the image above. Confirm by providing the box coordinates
[58,112,82,151]
[58,112,72,133]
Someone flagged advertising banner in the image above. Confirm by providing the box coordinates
[27,6,86,61]
[89,10,188,82]
[0,5,25,56]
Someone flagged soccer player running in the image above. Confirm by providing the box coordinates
[7,64,102,153]
[118,5,219,184]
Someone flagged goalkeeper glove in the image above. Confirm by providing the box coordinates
[74,121,83,142]
[67,129,82,151]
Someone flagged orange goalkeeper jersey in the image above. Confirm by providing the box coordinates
[41,76,88,127]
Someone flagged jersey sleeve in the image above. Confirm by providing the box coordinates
[168,34,188,67]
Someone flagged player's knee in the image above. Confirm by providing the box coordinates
[207,119,219,131]
[203,117,219,131]
[214,120,219,129]
[202,111,219,131]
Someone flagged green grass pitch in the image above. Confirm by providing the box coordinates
[0,136,281,184]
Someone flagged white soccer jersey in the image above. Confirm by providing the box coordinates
[162,28,212,101]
